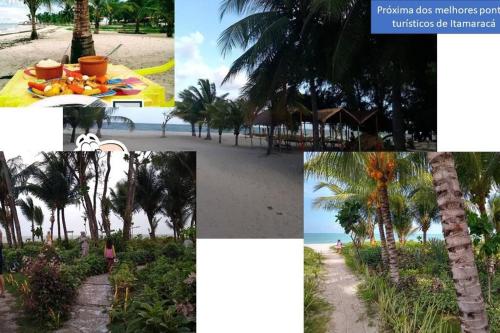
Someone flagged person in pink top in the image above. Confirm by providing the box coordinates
[104,239,116,273]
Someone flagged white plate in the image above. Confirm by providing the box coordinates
[30,95,110,107]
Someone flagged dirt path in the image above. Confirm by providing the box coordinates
[55,273,112,333]
[307,244,377,333]
[0,290,20,332]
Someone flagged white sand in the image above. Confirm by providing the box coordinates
[308,246,378,333]
[64,129,304,238]
[0,27,173,100]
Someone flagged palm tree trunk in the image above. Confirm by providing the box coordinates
[94,11,100,34]
[31,220,35,242]
[191,123,196,136]
[267,123,275,155]
[61,208,68,242]
[423,227,428,244]
[135,18,140,34]
[70,0,96,63]
[123,152,136,241]
[1,203,13,247]
[378,184,399,283]
[83,193,98,240]
[235,132,239,146]
[50,209,55,240]
[428,152,489,333]
[392,64,405,150]
[147,215,156,239]
[71,126,77,143]
[376,207,389,268]
[101,152,112,237]
[205,124,212,140]
[310,79,319,151]
[57,208,61,241]
[0,152,23,247]
[29,7,38,40]
[198,123,202,138]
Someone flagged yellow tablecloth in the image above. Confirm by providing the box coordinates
[0,64,168,107]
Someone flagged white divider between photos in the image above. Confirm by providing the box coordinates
[0,108,63,152]
[438,34,500,151]
[197,239,303,333]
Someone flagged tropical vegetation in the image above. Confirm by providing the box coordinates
[204,0,437,153]
[305,152,499,332]
[0,151,196,331]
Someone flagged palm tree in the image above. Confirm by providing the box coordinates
[123,152,137,241]
[90,0,108,34]
[390,192,416,244]
[152,152,196,237]
[109,179,138,231]
[186,79,224,140]
[71,0,96,63]
[228,100,245,146]
[207,100,229,144]
[62,152,100,241]
[101,152,112,237]
[427,152,490,332]
[0,153,27,247]
[18,197,36,242]
[126,0,153,34]
[305,152,424,283]
[173,93,202,137]
[135,164,163,239]
[24,0,53,40]
[409,172,439,243]
[33,206,44,242]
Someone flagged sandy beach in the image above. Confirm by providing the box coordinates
[0,26,174,100]
[64,129,304,238]
[305,243,334,254]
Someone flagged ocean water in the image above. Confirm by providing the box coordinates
[0,23,22,35]
[304,232,444,244]
[98,122,253,134]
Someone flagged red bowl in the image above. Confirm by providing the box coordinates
[35,64,63,80]
[78,56,108,76]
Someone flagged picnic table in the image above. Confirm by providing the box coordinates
[0,63,168,107]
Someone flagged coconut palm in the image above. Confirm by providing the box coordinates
[62,152,100,241]
[33,206,44,242]
[153,152,196,237]
[26,153,78,243]
[228,100,245,146]
[18,197,37,242]
[427,152,490,332]
[0,153,34,248]
[24,0,53,40]
[390,192,417,244]
[90,0,108,34]
[135,164,163,239]
[173,93,202,137]
[125,0,154,34]
[187,79,226,140]
[207,99,230,144]
[71,0,96,63]
[409,172,439,243]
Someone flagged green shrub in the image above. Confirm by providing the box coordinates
[304,247,331,333]
[20,247,76,329]
[161,242,184,260]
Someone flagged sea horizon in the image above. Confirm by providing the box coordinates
[304,232,444,244]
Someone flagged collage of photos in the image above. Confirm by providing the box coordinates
[0,0,498,333]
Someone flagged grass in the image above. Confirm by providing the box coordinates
[304,247,332,333]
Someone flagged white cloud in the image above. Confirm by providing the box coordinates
[175,31,247,99]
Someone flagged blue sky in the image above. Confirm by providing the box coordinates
[175,0,248,98]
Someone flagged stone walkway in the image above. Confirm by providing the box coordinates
[0,290,20,332]
[55,273,112,333]
[307,244,377,333]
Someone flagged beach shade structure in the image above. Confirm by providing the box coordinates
[310,108,379,151]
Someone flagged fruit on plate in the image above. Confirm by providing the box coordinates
[28,74,111,97]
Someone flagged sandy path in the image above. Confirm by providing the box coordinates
[64,130,304,238]
[0,290,20,332]
[0,27,174,100]
[55,273,111,333]
[306,244,377,333]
